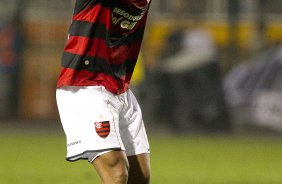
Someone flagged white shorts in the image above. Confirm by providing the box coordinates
[56,86,150,162]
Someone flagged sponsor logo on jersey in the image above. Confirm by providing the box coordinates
[112,7,142,30]
[94,121,111,139]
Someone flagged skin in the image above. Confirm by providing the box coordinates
[92,151,150,184]
[127,153,150,184]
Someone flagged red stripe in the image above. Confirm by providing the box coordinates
[57,68,130,94]
[65,36,141,64]
[73,4,111,29]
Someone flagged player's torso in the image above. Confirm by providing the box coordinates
[58,0,151,94]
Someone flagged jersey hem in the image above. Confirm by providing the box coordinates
[57,81,129,95]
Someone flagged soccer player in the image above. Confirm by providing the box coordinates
[56,0,151,184]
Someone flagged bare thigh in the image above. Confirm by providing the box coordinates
[92,151,129,184]
[127,153,151,184]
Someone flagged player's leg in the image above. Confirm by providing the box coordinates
[127,153,150,184]
[92,150,129,184]
[119,90,151,184]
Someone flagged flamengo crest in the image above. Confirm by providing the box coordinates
[94,121,111,139]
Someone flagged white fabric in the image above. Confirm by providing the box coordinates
[56,86,150,161]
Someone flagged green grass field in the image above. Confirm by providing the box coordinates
[1,128,282,184]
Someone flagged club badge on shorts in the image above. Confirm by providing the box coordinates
[94,121,111,138]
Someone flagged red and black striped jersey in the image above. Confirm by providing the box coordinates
[57,0,151,94]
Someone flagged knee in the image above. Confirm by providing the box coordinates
[111,164,129,184]
[111,155,129,182]
[99,161,129,184]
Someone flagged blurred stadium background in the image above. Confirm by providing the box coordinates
[1,0,282,183]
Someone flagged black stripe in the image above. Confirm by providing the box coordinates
[73,0,99,15]
[105,0,146,15]
[112,59,136,77]
[69,20,145,46]
[62,52,112,75]
[108,27,145,47]
[69,21,106,39]
[97,130,110,133]
[62,52,136,78]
